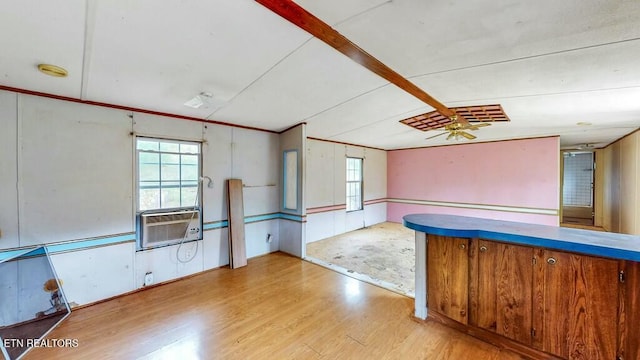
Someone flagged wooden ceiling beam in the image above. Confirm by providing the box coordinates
[255,0,459,121]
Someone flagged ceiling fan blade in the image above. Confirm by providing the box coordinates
[446,132,456,141]
[460,131,476,140]
[255,0,456,119]
[425,132,447,140]
[474,122,491,127]
[463,123,491,130]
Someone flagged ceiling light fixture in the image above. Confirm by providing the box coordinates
[37,64,68,77]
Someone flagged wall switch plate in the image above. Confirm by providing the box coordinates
[144,272,153,286]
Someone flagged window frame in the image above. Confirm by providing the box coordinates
[135,136,202,213]
[346,157,364,212]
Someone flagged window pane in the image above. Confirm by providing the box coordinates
[139,188,160,211]
[180,143,199,154]
[181,186,198,207]
[160,142,179,152]
[181,154,198,165]
[181,164,198,181]
[161,184,181,209]
[161,154,180,181]
[139,163,159,182]
[137,140,159,151]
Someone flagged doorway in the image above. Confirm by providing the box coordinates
[562,151,595,226]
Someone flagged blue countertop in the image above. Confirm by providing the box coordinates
[403,214,640,262]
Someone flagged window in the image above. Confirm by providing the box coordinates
[137,138,201,211]
[562,152,594,207]
[346,157,363,211]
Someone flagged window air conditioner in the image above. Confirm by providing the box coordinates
[140,210,201,249]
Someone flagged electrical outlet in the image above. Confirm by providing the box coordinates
[144,272,153,286]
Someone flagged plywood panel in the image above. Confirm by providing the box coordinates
[201,124,232,223]
[619,134,638,234]
[306,139,335,208]
[227,179,247,269]
[49,242,135,305]
[363,147,387,201]
[134,242,203,288]
[18,95,134,245]
[609,142,622,233]
[0,91,19,249]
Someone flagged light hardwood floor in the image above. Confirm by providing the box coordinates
[25,252,522,360]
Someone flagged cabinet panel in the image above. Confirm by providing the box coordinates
[428,235,468,324]
[620,261,640,360]
[471,240,533,345]
[539,250,618,359]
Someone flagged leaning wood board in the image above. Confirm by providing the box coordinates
[227,179,247,268]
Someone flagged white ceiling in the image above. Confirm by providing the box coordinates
[1,0,639,150]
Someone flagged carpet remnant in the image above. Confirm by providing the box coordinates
[306,222,415,296]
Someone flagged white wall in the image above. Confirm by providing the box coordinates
[305,139,387,243]
[279,124,306,257]
[0,90,281,306]
[0,92,19,249]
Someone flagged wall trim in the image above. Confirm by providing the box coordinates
[307,198,387,214]
[388,198,558,216]
[307,204,346,214]
[0,232,136,261]
[387,135,560,152]
[0,212,301,259]
[364,198,387,205]
[307,137,385,151]
[0,85,277,134]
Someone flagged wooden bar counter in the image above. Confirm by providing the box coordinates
[403,214,640,360]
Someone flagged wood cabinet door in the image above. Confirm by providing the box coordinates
[470,240,533,345]
[427,235,469,324]
[535,250,618,359]
[620,261,640,360]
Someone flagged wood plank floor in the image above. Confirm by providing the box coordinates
[25,252,523,360]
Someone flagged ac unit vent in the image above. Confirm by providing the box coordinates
[140,210,201,249]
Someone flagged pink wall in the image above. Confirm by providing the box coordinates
[387,137,560,225]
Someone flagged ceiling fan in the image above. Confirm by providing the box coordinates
[399,104,510,141]
[425,115,491,141]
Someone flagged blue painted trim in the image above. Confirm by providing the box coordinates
[0,248,41,262]
[246,213,280,223]
[0,212,302,259]
[279,213,305,222]
[203,220,228,230]
[0,233,136,260]
[46,233,136,254]
[403,214,640,262]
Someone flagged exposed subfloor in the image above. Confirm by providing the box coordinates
[306,222,415,297]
